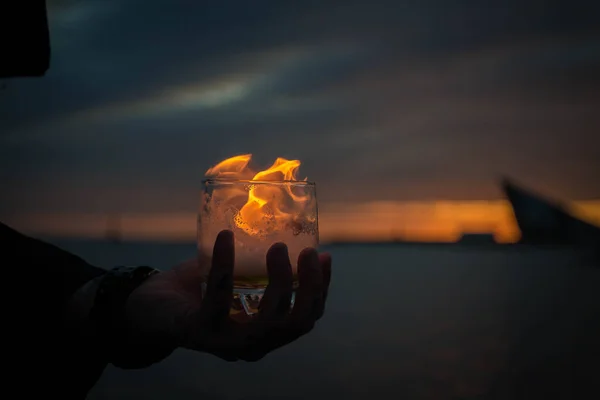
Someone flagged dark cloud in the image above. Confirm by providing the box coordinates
[1,0,600,216]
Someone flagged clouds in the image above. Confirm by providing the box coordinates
[1,0,600,217]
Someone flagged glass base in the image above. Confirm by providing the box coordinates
[231,287,296,316]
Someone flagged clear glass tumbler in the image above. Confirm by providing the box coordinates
[198,178,319,315]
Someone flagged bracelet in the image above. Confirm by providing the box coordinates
[90,265,160,367]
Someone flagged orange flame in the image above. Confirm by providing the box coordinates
[205,154,253,180]
[205,155,312,236]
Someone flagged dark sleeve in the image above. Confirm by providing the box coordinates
[0,221,105,304]
[1,222,108,398]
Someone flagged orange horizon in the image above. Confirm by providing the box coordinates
[4,199,600,244]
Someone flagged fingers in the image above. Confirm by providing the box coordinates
[256,242,294,327]
[239,247,326,361]
[289,247,323,335]
[200,230,235,324]
[190,240,331,362]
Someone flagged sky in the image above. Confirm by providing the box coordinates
[1,0,599,241]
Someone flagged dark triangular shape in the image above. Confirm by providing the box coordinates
[501,177,600,246]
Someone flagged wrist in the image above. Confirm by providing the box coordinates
[89,266,162,368]
[65,275,104,339]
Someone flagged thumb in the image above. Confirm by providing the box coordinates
[170,255,208,295]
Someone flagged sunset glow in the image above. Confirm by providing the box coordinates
[7,200,600,244]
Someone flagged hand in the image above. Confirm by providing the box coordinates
[125,230,332,365]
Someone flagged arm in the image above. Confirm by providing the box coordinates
[1,222,108,398]
[0,222,106,299]
[1,223,332,397]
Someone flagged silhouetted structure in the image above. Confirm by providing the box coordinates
[105,215,122,244]
[502,178,600,246]
[458,233,497,245]
[1,0,50,78]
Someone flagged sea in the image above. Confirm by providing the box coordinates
[49,238,600,400]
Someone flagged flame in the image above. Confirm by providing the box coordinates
[205,154,253,180]
[205,154,312,236]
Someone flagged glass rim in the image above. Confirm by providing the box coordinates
[202,178,315,186]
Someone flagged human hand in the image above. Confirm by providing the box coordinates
[125,230,332,365]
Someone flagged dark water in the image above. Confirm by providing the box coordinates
[51,239,600,399]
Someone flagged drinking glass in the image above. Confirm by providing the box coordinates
[198,178,319,315]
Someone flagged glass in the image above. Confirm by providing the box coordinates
[198,178,319,315]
